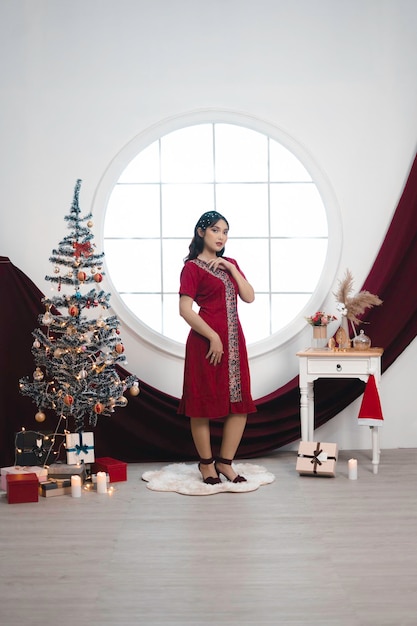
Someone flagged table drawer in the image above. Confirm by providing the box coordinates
[308,358,371,375]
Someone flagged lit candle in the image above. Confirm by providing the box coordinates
[71,475,82,497]
[96,471,107,494]
[348,458,358,480]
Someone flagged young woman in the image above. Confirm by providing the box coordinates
[178,211,257,484]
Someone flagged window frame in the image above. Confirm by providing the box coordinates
[92,110,342,359]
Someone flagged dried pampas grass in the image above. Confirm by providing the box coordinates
[334,269,383,326]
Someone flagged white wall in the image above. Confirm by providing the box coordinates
[1,0,416,449]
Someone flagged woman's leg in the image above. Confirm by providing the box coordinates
[217,413,247,480]
[190,418,218,480]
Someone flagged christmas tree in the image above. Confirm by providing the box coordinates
[19,179,139,435]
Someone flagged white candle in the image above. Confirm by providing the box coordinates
[71,475,82,497]
[96,471,107,494]
[348,458,358,480]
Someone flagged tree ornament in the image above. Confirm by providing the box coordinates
[69,305,79,317]
[33,339,41,348]
[93,273,103,283]
[94,402,105,414]
[35,411,46,423]
[79,369,88,379]
[130,384,140,396]
[77,271,87,282]
[117,396,128,407]
[54,266,60,274]
[54,348,63,358]
[42,311,53,326]
[87,220,93,228]
[63,394,74,406]
[115,343,124,354]
[33,367,44,381]
[108,397,116,406]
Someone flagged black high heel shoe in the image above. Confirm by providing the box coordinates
[198,457,221,485]
[215,457,247,483]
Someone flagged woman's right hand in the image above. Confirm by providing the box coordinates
[206,334,224,366]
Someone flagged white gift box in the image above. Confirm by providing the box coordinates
[1,465,48,491]
[65,432,95,464]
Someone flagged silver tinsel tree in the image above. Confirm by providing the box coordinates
[19,179,139,433]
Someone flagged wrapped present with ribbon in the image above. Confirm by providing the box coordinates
[48,463,86,482]
[65,432,95,465]
[15,431,56,467]
[40,478,72,497]
[296,441,338,477]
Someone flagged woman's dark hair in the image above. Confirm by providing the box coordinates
[184,211,229,262]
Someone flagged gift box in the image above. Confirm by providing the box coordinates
[48,463,86,483]
[6,473,39,504]
[296,441,338,477]
[1,466,48,491]
[93,457,127,483]
[66,432,95,464]
[15,431,55,466]
[40,478,72,497]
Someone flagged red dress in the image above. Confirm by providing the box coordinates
[178,257,257,419]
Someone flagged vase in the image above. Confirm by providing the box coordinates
[312,325,327,348]
[339,315,351,349]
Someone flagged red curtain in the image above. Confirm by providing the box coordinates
[1,153,417,465]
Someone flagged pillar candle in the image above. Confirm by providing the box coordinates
[96,471,107,494]
[348,458,358,480]
[71,474,82,497]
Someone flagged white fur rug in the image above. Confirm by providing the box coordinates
[142,462,275,496]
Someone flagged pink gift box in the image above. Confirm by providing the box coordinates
[1,466,48,491]
[296,441,338,477]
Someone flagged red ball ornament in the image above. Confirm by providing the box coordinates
[93,273,103,283]
[63,394,74,406]
[94,402,105,414]
[115,343,125,354]
[69,305,79,317]
[77,271,87,282]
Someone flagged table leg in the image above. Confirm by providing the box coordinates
[307,382,314,441]
[299,383,308,441]
[370,426,380,474]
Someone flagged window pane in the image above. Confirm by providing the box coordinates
[215,124,268,182]
[118,142,161,183]
[104,240,161,292]
[270,140,312,182]
[162,239,188,293]
[226,239,270,292]
[271,239,327,292]
[270,183,327,237]
[163,294,188,343]
[105,184,161,238]
[238,294,270,344]
[161,124,213,183]
[216,184,269,237]
[161,184,214,236]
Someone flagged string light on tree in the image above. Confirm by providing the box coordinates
[19,179,139,433]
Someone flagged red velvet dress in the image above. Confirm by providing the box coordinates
[178,257,257,419]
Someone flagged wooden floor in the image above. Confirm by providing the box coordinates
[1,448,417,626]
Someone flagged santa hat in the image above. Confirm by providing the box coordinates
[357,374,384,426]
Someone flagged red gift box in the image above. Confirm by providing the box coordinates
[93,457,127,483]
[6,473,39,504]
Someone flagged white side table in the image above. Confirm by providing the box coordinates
[296,347,384,474]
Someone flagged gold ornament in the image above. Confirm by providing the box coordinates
[33,367,44,381]
[87,220,93,228]
[35,411,46,423]
[130,385,140,397]
[117,396,128,407]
